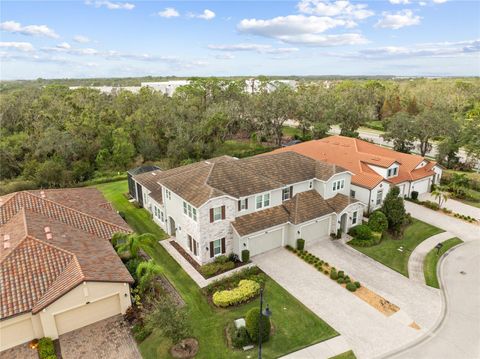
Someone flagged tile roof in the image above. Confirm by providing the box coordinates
[0,189,133,320]
[271,136,437,189]
[145,152,348,207]
[232,190,359,236]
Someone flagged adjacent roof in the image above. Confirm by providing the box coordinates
[0,189,133,320]
[232,190,359,236]
[127,165,161,176]
[271,136,438,189]
[135,152,348,208]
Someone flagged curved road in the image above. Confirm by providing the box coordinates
[390,241,480,359]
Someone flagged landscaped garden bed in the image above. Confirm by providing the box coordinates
[424,237,464,288]
[406,197,478,223]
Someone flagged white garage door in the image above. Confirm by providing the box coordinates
[301,218,330,246]
[412,178,430,194]
[0,317,35,351]
[55,294,121,335]
[248,228,283,257]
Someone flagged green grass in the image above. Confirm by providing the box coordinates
[282,126,302,138]
[329,350,357,359]
[363,120,384,131]
[349,219,444,277]
[95,180,338,359]
[213,139,273,158]
[424,237,463,288]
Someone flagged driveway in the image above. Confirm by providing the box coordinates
[253,245,437,359]
[405,201,480,242]
[391,240,480,359]
[419,193,480,221]
[59,315,141,359]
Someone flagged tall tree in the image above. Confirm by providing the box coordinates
[383,112,416,153]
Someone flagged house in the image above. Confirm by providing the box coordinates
[0,188,133,352]
[127,165,162,204]
[271,135,443,212]
[131,152,364,265]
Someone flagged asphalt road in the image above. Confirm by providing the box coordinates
[390,240,480,359]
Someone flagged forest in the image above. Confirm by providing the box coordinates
[1,77,479,194]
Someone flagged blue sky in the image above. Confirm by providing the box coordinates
[0,0,479,79]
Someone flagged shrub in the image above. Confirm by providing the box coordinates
[232,326,252,349]
[337,278,345,284]
[381,186,406,234]
[423,200,440,211]
[213,280,260,307]
[346,283,357,292]
[245,307,271,343]
[228,253,240,263]
[200,261,235,278]
[330,269,338,280]
[354,281,361,288]
[241,250,250,263]
[297,238,305,250]
[215,255,230,264]
[285,245,293,251]
[411,191,419,200]
[324,270,329,275]
[38,337,56,359]
[337,270,345,278]
[354,224,373,241]
[132,323,152,342]
[344,276,351,283]
[368,211,388,233]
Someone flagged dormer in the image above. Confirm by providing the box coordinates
[386,163,399,178]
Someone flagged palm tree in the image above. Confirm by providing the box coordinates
[115,233,156,258]
[432,186,449,208]
[136,260,163,294]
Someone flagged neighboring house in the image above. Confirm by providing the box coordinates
[131,152,364,265]
[127,165,162,203]
[271,135,443,213]
[0,189,133,352]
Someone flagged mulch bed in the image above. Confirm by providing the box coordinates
[170,241,248,279]
[170,338,199,358]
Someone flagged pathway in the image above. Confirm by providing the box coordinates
[419,193,480,221]
[281,335,350,359]
[408,231,456,284]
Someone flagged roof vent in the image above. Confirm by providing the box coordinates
[46,233,53,240]
[151,172,157,176]
[4,242,10,249]
[205,161,211,164]
[3,234,10,241]
[40,190,46,198]
[44,226,51,233]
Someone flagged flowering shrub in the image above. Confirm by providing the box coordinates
[213,279,260,307]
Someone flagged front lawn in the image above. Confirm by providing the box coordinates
[424,237,463,288]
[330,350,357,359]
[96,180,338,358]
[349,219,444,277]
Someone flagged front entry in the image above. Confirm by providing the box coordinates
[169,217,176,236]
[340,213,348,233]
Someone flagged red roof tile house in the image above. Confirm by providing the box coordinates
[271,136,442,212]
[0,188,133,352]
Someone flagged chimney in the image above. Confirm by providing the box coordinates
[44,226,52,240]
[46,233,53,240]
[44,226,50,233]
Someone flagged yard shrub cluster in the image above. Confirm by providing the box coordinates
[204,266,266,296]
[410,191,419,200]
[367,211,388,233]
[213,279,261,307]
[38,337,56,359]
[285,246,361,293]
[381,186,407,236]
[199,255,236,278]
[231,326,252,349]
[246,307,271,343]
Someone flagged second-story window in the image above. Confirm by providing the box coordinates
[238,198,248,211]
[210,205,226,222]
[165,189,171,200]
[387,167,398,178]
[256,193,270,209]
[183,201,197,222]
[282,186,293,201]
[332,179,345,192]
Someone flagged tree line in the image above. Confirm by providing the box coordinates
[1,77,479,191]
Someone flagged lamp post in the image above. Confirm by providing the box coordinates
[258,287,272,359]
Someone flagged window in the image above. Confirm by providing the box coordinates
[256,193,270,209]
[183,201,198,222]
[165,189,171,200]
[188,235,199,256]
[352,211,358,225]
[282,186,293,201]
[376,190,383,205]
[238,198,248,211]
[350,190,356,198]
[387,167,398,178]
[160,211,164,222]
[213,239,222,256]
[309,181,313,189]
[393,167,398,176]
[213,207,222,221]
[332,179,345,192]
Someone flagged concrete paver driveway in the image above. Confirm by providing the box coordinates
[254,246,438,359]
[59,315,141,359]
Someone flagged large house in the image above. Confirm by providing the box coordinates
[272,136,443,212]
[0,189,133,351]
[131,152,364,265]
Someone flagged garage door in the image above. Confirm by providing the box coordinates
[412,178,430,194]
[248,228,283,257]
[301,218,330,246]
[0,317,35,351]
[55,294,121,335]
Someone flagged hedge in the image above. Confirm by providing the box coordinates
[38,337,56,359]
[246,307,271,343]
[348,232,382,247]
[212,279,260,307]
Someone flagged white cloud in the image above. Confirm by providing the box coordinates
[389,0,410,4]
[0,41,34,52]
[376,10,421,30]
[188,9,216,20]
[297,0,374,20]
[432,0,447,3]
[278,33,367,46]
[85,0,135,10]
[157,8,179,18]
[419,1,427,5]
[57,42,71,49]
[215,53,235,60]
[73,35,90,43]
[0,20,59,38]
[208,43,299,54]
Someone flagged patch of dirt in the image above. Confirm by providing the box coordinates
[409,321,421,330]
[354,286,400,317]
[157,275,185,307]
[170,338,199,358]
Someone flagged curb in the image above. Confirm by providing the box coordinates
[378,242,466,359]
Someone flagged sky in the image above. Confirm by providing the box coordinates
[0,0,479,79]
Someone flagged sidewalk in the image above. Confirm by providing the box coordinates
[408,231,455,284]
[280,335,351,359]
